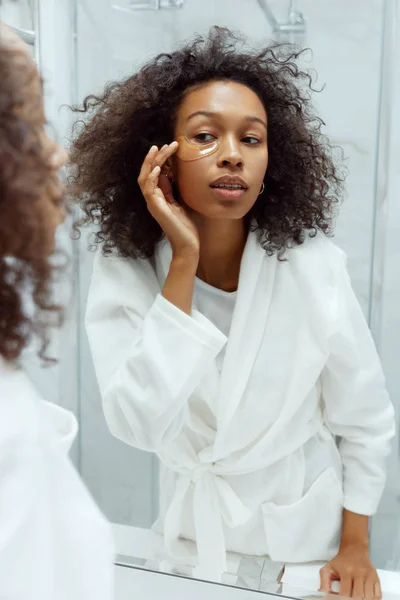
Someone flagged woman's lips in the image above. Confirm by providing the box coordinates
[210,186,246,200]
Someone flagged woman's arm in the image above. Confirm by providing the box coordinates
[86,250,227,453]
[320,250,395,515]
[320,509,380,598]
[319,250,395,598]
[340,509,369,549]
[161,254,198,315]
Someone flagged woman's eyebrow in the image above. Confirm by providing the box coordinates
[185,110,267,130]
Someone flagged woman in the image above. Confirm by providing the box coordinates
[70,28,395,598]
[0,22,115,599]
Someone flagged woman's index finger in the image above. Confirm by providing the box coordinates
[138,145,158,182]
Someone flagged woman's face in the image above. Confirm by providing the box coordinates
[3,25,68,255]
[172,80,268,221]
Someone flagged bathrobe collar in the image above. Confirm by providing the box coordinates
[155,227,277,457]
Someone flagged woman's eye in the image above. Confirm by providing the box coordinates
[194,133,215,143]
[243,136,260,145]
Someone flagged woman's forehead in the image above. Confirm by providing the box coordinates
[177,80,267,123]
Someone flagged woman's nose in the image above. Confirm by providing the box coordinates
[217,137,243,168]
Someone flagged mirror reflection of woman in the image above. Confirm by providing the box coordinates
[70,28,395,599]
[0,22,114,599]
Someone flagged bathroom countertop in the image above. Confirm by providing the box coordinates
[114,564,278,600]
[112,523,400,599]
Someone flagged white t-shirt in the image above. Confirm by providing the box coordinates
[194,277,237,372]
[192,278,271,553]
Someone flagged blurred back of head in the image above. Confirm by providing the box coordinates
[0,21,66,365]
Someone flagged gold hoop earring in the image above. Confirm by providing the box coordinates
[258,183,265,196]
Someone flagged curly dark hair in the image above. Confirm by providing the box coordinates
[69,27,345,259]
[0,29,63,364]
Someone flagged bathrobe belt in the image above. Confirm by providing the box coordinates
[163,460,252,581]
[162,417,325,581]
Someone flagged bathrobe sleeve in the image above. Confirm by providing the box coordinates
[320,250,396,516]
[85,250,227,452]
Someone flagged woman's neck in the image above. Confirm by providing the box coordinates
[194,219,247,292]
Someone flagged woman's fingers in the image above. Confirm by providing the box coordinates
[338,573,353,598]
[138,141,178,191]
[153,141,178,170]
[364,576,375,600]
[139,141,179,225]
[319,564,334,593]
[374,579,382,600]
[144,165,161,200]
[352,575,365,599]
[137,145,158,187]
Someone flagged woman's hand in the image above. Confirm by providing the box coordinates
[319,543,381,599]
[138,143,200,258]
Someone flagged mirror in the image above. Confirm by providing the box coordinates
[74,0,400,596]
[2,0,399,598]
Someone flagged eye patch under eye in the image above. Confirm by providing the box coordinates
[175,135,219,162]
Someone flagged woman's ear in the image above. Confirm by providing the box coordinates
[163,156,175,182]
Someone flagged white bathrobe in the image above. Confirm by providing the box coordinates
[0,357,115,600]
[86,230,395,578]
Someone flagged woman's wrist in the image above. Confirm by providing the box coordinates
[162,254,198,315]
[339,509,370,552]
[171,249,199,269]
[171,253,199,271]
